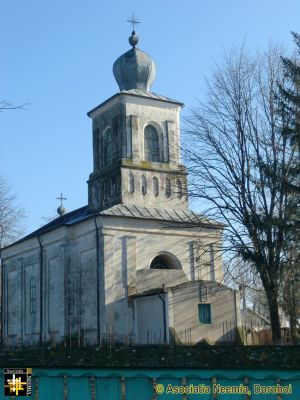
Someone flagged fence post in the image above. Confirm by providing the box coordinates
[182,378,188,400]
[121,377,126,400]
[152,378,158,400]
[244,376,250,400]
[212,377,217,399]
[89,376,96,400]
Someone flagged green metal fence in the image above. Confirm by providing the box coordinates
[0,368,299,400]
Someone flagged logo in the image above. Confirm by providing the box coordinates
[4,368,32,397]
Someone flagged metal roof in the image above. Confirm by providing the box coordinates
[100,204,223,227]
[4,203,223,250]
[6,206,91,246]
[120,89,183,105]
[87,89,183,116]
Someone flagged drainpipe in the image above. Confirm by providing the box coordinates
[158,288,167,344]
[37,236,43,345]
[93,216,101,346]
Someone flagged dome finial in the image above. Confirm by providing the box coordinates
[56,192,67,216]
[127,13,140,47]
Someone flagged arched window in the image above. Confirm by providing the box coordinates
[144,125,161,162]
[128,173,134,193]
[165,178,171,198]
[199,284,208,302]
[141,175,147,195]
[103,129,117,166]
[150,253,182,270]
[153,177,159,197]
[30,277,36,313]
[177,179,183,199]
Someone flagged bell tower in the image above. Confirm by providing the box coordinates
[87,27,188,212]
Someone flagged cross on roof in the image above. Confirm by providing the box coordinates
[127,13,140,32]
[56,193,67,206]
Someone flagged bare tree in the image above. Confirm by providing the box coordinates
[0,100,28,112]
[0,177,25,344]
[0,177,25,253]
[185,45,297,343]
[225,257,269,316]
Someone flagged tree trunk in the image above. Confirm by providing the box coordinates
[289,283,299,345]
[267,292,281,344]
[289,311,298,345]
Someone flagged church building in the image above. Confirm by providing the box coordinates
[1,27,240,346]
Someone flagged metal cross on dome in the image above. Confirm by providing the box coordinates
[127,13,140,31]
[56,193,67,207]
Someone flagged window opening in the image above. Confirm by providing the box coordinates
[198,304,211,324]
[144,125,161,162]
[199,284,208,302]
[165,178,171,198]
[29,276,36,313]
[153,177,159,197]
[141,175,147,195]
[150,254,181,270]
[129,173,134,193]
[177,179,183,199]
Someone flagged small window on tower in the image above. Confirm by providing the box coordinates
[144,125,161,162]
[128,172,134,193]
[141,175,147,195]
[177,179,183,199]
[165,178,171,198]
[153,177,159,197]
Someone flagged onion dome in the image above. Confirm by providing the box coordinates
[113,31,156,92]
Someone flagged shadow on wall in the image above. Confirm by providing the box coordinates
[136,269,188,293]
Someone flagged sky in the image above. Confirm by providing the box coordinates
[1,0,300,235]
